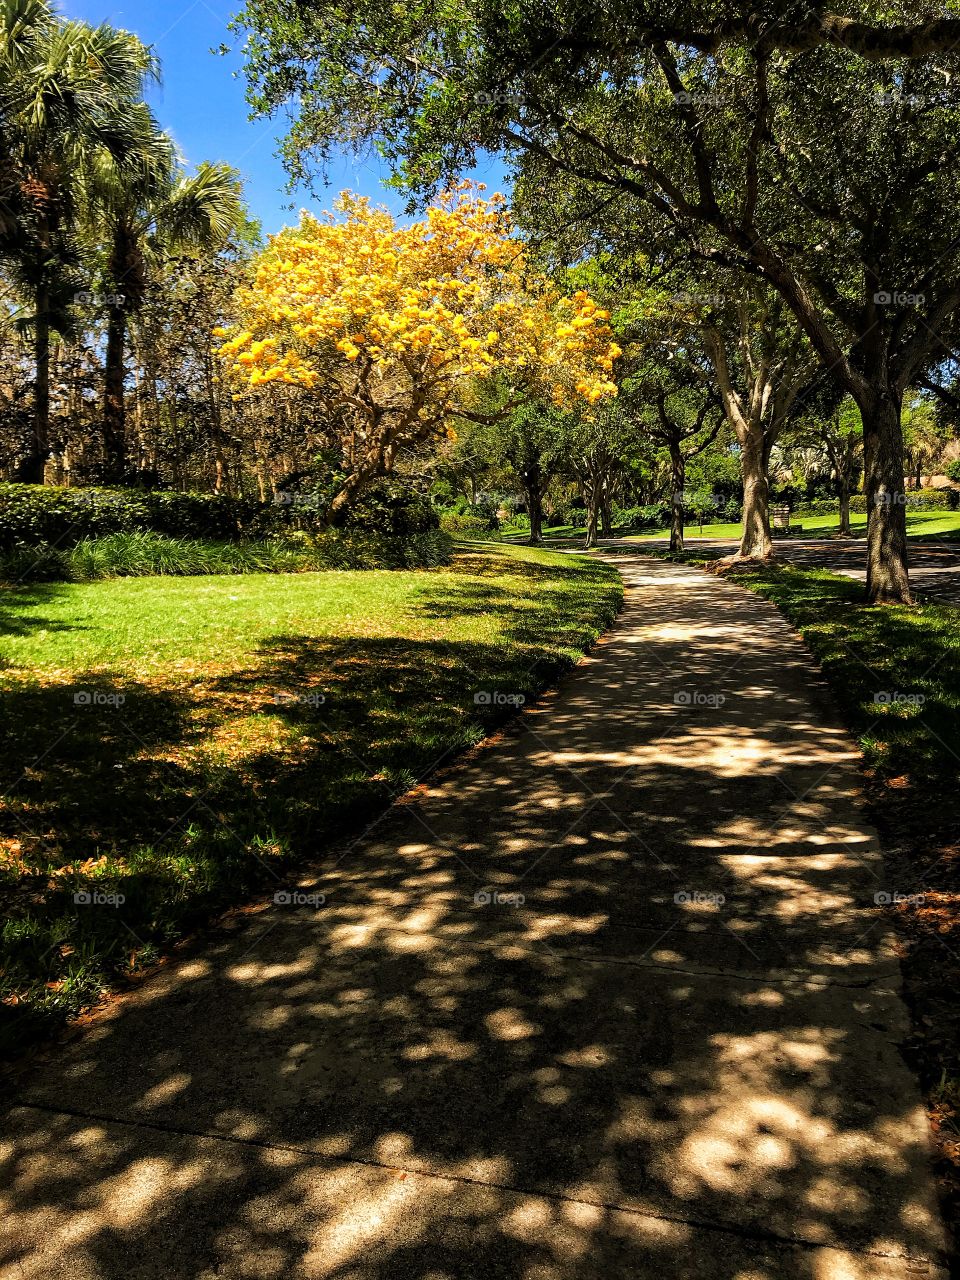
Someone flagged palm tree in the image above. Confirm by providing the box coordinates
[87,126,244,481]
[0,0,157,481]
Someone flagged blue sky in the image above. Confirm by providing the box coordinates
[61,0,508,236]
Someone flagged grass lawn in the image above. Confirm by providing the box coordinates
[650,551,960,1224]
[529,509,960,543]
[620,509,960,542]
[0,543,622,1054]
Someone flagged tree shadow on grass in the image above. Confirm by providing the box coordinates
[0,582,88,651]
[0,563,948,1274]
[0,561,620,1057]
[0,556,948,1276]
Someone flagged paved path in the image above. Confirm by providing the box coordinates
[0,556,948,1279]
[629,535,960,604]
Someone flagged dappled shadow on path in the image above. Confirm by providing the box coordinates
[0,557,947,1278]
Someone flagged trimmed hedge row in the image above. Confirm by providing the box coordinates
[848,490,957,513]
[796,490,958,517]
[0,486,260,549]
[0,529,453,584]
[0,482,440,551]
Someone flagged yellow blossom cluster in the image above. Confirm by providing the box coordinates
[217,185,621,411]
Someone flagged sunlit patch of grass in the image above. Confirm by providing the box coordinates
[0,544,622,1053]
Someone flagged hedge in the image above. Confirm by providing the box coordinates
[797,491,957,517]
[440,512,499,537]
[0,481,439,552]
[848,490,956,513]
[611,502,672,531]
[0,529,453,583]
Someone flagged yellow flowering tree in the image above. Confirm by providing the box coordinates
[217,185,620,520]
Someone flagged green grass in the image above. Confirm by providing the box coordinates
[619,509,960,542]
[0,544,622,1052]
[525,509,960,543]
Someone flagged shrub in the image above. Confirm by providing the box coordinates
[502,512,531,530]
[847,489,955,515]
[946,459,960,484]
[909,488,957,510]
[0,484,259,551]
[338,482,440,535]
[796,498,841,517]
[0,529,453,583]
[0,481,440,553]
[439,512,498,538]
[611,502,671,531]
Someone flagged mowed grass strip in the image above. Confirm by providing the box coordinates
[0,543,622,1052]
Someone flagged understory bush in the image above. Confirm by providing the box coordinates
[847,490,955,514]
[439,511,499,537]
[0,480,441,552]
[611,502,671,531]
[795,498,841,516]
[0,529,453,583]
[0,484,259,550]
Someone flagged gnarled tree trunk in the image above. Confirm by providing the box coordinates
[838,486,851,536]
[669,446,685,553]
[582,477,602,549]
[738,430,773,559]
[519,456,546,545]
[600,490,613,537]
[861,390,910,604]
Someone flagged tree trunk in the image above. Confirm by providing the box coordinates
[582,479,600,549]
[861,391,910,604]
[328,465,379,526]
[102,302,127,482]
[600,490,613,537]
[19,295,50,483]
[524,481,544,546]
[738,430,773,559]
[670,446,685,553]
[838,485,851,537]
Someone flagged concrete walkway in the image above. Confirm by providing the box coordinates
[0,555,948,1279]
[629,535,960,605]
